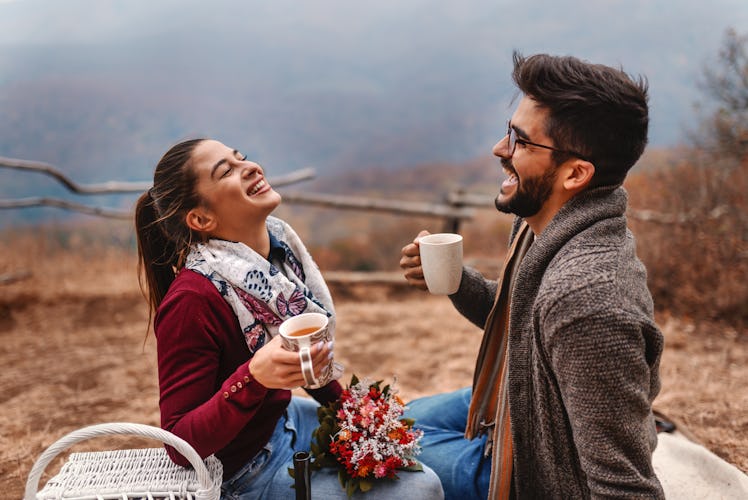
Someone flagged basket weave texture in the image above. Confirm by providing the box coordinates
[36,447,223,500]
[25,423,223,500]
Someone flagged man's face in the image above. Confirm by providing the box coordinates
[492,97,560,218]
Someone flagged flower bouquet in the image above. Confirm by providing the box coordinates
[303,374,424,497]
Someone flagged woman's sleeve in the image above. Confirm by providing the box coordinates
[155,289,270,465]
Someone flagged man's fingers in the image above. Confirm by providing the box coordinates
[399,252,422,270]
[401,242,421,258]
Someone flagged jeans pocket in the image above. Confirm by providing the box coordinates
[222,446,273,496]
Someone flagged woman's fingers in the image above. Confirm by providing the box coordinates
[250,336,335,388]
[310,341,333,378]
[249,336,306,388]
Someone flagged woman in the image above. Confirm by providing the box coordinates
[135,138,443,499]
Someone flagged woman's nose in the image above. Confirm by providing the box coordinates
[241,162,261,178]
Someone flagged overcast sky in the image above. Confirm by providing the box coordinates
[1,0,747,173]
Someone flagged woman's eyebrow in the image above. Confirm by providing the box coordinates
[210,150,239,178]
[210,159,226,179]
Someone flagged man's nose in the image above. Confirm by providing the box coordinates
[493,134,511,158]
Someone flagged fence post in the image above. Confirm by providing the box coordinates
[443,188,464,233]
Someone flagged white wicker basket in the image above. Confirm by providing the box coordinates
[24,422,223,500]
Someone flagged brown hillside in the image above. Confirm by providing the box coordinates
[1,232,746,498]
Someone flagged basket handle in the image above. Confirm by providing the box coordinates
[24,422,215,500]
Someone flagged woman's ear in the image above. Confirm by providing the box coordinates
[562,159,595,193]
[185,206,216,233]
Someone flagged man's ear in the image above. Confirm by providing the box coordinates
[562,159,595,193]
[185,206,217,233]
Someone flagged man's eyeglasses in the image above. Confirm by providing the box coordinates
[506,123,591,162]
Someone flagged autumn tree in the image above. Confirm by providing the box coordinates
[697,28,748,160]
[631,28,748,324]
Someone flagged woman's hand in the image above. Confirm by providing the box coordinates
[399,230,430,291]
[248,335,333,389]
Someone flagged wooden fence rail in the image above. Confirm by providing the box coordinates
[1,156,725,228]
[445,188,730,225]
[280,191,473,220]
[0,156,474,227]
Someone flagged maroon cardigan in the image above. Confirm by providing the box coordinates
[154,269,342,478]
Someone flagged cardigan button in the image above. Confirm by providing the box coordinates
[237,382,243,389]
[223,392,229,399]
[244,376,250,383]
[230,385,237,393]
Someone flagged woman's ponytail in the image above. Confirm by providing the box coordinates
[135,138,204,326]
[135,190,177,319]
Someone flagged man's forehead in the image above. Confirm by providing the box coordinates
[511,97,549,135]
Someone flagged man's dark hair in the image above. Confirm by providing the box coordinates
[512,52,649,187]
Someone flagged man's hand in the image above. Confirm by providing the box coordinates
[399,230,431,291]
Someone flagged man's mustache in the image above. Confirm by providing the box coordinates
[501,157,515,174]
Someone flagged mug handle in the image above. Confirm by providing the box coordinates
[299,347,317,387]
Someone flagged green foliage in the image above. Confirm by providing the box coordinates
[308,401,341,470]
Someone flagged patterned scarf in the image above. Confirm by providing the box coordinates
[185,216,337,358]
[465,221,533,500]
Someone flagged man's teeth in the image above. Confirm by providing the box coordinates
[249,180,265,195]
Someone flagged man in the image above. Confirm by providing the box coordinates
[400,52,665,499]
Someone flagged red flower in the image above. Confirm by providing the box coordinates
[306,375,424,496]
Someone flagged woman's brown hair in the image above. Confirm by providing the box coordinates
[135,138,204,323]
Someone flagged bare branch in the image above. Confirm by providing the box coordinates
[0,197,131,219]
[0,157,151,193]
[0,157,316,194]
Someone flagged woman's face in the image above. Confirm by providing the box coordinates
[190,139,282,237]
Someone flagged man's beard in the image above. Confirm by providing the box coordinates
[494,158,558,218]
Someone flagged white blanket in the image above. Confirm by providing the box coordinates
[653,432,748,499]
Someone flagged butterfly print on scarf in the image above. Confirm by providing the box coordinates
[277,286,308,317]
[234,286,282,326]
[244,322,267,353]
[242,269,273,302]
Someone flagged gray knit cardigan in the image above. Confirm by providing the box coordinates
[451,186,665,499]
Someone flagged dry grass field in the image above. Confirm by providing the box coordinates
[2,235,746,498]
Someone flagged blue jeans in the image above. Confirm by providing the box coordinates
[404,387,491,500]
[221,396,444,499]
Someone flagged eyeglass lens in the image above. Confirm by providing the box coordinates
[507,125,516,155]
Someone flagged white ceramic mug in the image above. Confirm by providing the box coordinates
[418,232,464,295]
[279,312,335,388]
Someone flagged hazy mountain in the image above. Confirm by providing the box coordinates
[0,0,746,225]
